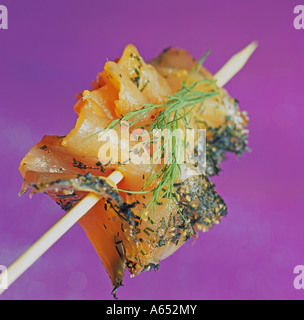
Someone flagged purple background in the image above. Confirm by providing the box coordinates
[0,0,303,300]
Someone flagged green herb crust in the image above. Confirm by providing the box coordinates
[205,116,249,176]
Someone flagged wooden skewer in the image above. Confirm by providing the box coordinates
[0,42,257,295]
[0,171,124,295]
[214,41,258,87]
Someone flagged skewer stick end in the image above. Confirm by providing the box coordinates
[215,41,258,87]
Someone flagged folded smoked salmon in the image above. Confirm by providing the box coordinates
[19,45,249,297]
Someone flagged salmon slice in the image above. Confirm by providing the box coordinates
[19,44,248,296]
[20,169,227,297]
[151,48,249,175]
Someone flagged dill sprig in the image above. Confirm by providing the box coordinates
[104,80,219,219]
[86,53,219,218]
